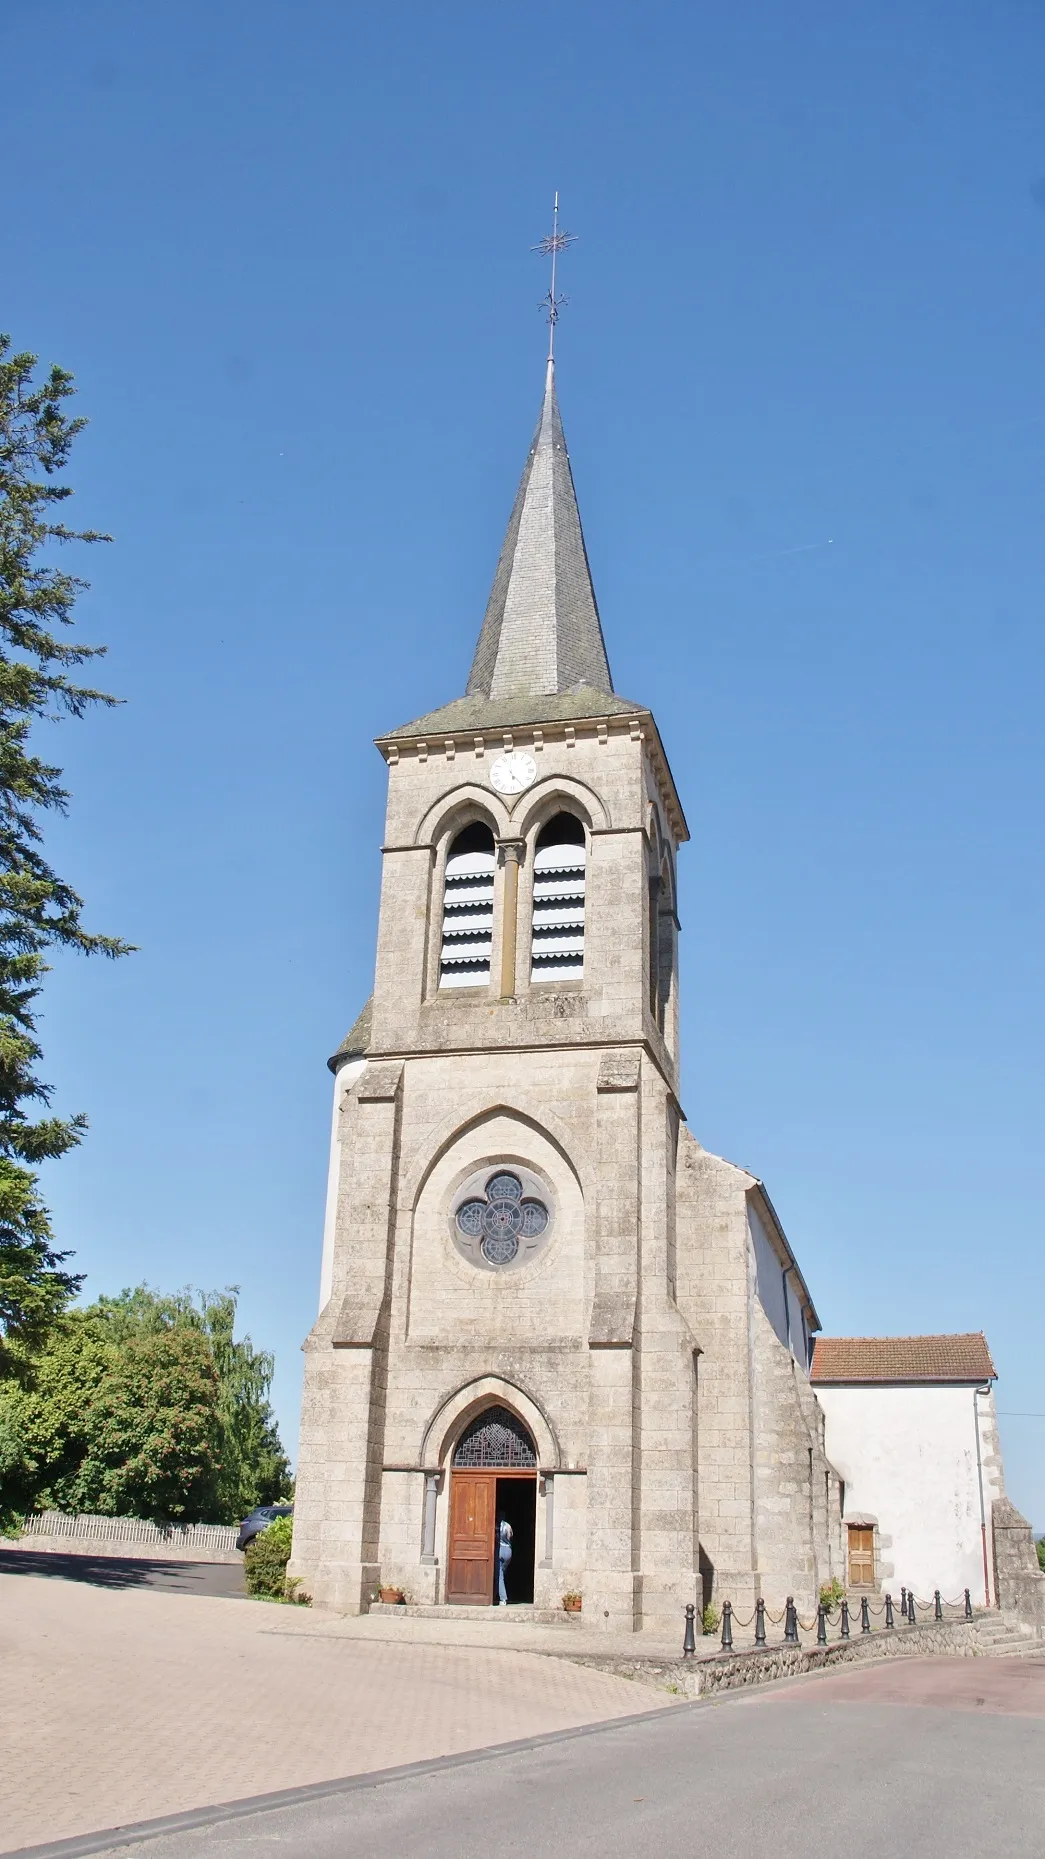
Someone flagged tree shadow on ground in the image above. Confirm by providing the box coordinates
[0,1548,246,1598]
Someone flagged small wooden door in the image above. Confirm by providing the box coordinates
[848,1526,875,1587]
[446,1472,496,1603]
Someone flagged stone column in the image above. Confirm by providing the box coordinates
[497,838,525,999]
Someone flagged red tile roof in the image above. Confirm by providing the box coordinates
[810,1333,996,1385]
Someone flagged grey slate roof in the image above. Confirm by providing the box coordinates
[466,361,613,702]
[328,995,372,1072]
[381,685,644,742]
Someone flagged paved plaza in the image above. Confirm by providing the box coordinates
[0,1567,671,1853]
[16,1654,1045,1859]
[3,1558,1045,1859]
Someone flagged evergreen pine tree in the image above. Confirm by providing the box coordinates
[0,336,130,1354]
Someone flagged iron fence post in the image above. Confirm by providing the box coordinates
[860,1596,871,1633]
[908,1592,917,1625]
[964,1588,973,1619]
[885,1593,894,1628]
[934,1589,943,1621]
[840,1599,850,1638]
[816,1603,827,1644]
[755,1598,766,1646]
[683,1602,696,1658]
[784,1596,799,1643]
[721,1600,733,1650]
[901,1586,908,1618]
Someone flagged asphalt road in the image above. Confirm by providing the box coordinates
[22,1656,1045,1859]
[0,1549,246,1599]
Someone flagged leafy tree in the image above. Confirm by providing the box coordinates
[0,337,130,1356]
[0,1284,292,1525]
[73,1327,223,1521]
[90,1285,292,1517]
[0,1311,112,1515]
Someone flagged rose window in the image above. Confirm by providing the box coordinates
[452,1169,551,1270]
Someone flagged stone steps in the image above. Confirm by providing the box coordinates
[969,1616,1041,1657]
[368,1601,582,1627]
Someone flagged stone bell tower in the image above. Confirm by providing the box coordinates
[290,356,700,1633]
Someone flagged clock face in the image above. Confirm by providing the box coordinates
[489,750,537,795]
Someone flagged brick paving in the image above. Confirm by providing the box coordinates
[0,1571,673,1853]
[770,1654,1045,1716]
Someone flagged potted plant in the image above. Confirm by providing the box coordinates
[378,1585,406,1605]
[562,1591,582,1614]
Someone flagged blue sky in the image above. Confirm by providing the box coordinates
[3,0,1044,1522]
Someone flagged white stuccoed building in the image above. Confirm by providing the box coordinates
[811,1334,1004,1606]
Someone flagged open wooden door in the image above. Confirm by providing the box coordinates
[446,1472,496,1603]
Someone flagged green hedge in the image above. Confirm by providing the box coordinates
[244,1514,298,1600]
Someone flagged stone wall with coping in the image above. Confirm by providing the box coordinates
[567,1616,1008,1700]
[7,1535,242,1566]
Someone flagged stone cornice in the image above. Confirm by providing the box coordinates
[361,1034,684,1117]
[374,708,689,844]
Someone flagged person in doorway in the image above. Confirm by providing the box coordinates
[496,1517,513,1605]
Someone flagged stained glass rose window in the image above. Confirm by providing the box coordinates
[451,1168,551,1270]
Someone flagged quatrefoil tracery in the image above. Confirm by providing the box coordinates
[455,1171,549,1266]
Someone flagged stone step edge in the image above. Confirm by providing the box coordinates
[367,1602,582,1626]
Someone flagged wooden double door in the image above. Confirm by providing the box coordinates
[446,1470,536,1605]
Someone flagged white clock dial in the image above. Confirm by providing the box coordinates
[489,750,537,795]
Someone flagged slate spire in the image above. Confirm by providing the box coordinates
[466,361,614,701]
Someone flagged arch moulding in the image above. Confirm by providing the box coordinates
[414,783,511,847]
[508,772,611,837]
[419,1375,562,1471]
[397,1097,596,1216]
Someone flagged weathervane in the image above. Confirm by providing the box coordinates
[532,192,577,362]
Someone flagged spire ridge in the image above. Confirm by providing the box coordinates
[465,365,612,702]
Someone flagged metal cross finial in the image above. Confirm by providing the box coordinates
[532,191,577,362]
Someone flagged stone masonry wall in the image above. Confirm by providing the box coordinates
[992,1496,1045,1634]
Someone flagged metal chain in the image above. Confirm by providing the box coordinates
[713,1583,973,1646]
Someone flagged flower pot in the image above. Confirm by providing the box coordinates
[562,1597,582,1614]
[379,1588,404,1605]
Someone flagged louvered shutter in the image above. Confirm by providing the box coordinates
[530,842,585,981]
[439,848,495,988]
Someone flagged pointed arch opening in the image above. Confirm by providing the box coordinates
[530,812,586,982]
[447,1402,538,1606]
[439,821,495,989]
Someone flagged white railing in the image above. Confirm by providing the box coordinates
[19,1510,239,1552]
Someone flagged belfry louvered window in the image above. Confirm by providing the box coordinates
[439,822,496,988]
[530,812,586,981]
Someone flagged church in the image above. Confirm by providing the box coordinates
[289,353,1007,1634]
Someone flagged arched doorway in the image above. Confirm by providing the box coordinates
[446,1406,537,1606]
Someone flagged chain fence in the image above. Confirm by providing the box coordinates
[683,1585,978,1656]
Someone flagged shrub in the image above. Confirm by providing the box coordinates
[819,1578,845,1611]
[244,1514,299,1600]
[1037,1537,1045,1574]
[701,1602,720,1635]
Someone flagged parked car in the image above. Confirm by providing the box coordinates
[236,1504,293,1552]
